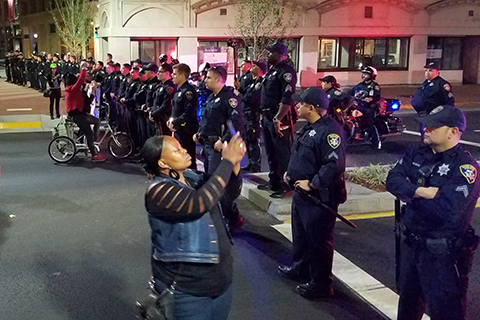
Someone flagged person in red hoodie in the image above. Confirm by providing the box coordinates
[66,63,106,162]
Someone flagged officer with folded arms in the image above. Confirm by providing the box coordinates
[278,87,347,300]
[412,62,454,116]
[386,105,480,320]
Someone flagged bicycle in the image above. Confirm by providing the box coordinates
[48,110,134,163]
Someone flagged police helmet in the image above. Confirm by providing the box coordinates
[159,54,168,63]
[199,62,210,73]
[361,66,378,77]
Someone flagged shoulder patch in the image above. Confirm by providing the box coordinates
[443,83,451,91]
[283,73,292,83]
[167,86,174,95]
[327,133,341,149]
[374,85,380,91]
[185,91,193,100]
[334,90,342,96]
[460,164,477,184]
[228,98,238,108]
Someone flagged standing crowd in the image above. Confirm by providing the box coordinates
[4,42,479,320]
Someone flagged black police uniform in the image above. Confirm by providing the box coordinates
[285,114,347,295]
[347,80,381,147]
[412,76,454,115]
[151,78,176,136]
[260,60,297,191]
[5,53,11,82]
[237,70,253,95]
[240,76,263,172]
[325,86,350,122]
[199,86,244,175]
[171,81,199,170]
[198,85,244,228]
[386,135,480,318]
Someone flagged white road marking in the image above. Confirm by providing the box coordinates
[272,223,430,320]
[474,130,480,133]
[6,108,33,112]
[404,129,480,148]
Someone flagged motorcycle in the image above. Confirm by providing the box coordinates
[332,97,405,145]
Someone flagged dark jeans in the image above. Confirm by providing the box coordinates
[155,280,232,320]
[397,236,471,320]
[261,117,292,190]
[49,88,61,117]
[290,192,337,289]
[39,75,47,91]
[71,112,100,156]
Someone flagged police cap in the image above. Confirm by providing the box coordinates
[266,42,288,56]
[424,61,440,70]
[144,63,159,73]
[252,60,268,74]
[416,105,466,132]
[292,87,329,110]
[209,65,227,81]
[319,75,337,83]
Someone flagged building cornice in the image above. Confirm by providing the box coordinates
[425,0,480,14]
[310,0,424,14]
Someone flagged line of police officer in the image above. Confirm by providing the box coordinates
[4,50,83,92]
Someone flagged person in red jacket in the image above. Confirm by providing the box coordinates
[65,64,105,162]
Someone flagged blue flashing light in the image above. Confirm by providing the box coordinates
[391,103,399,110]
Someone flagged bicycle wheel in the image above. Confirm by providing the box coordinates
[108,133,134,159]
[48,136,76,163]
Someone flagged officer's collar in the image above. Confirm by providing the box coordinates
[427,143,460,159]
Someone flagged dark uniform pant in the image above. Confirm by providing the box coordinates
[291,192,337,289]
[202,142,240,226]
[261,117,292,190]
[397,235,471,320]
[244,112,261,172]
[360,106,379,145]
[175,129,197,170]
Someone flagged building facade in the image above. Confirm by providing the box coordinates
[3,0,480,87]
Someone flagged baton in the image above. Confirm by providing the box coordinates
[295,187,357,229]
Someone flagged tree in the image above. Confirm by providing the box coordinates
[229,0,302,61]
[49,0,96,58]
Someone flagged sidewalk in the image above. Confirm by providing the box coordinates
[242,172,395,220]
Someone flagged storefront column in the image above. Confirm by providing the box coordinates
[298,35,319,88]
[107,37,130,64]
[408,35,427,84]
[177,37,198,71]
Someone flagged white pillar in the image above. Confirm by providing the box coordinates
[177,37,198,71]
[408,35,428,84]
[107,37,130,64]
[298,36,319,88]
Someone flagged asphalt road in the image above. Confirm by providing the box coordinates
[0,132,386,320]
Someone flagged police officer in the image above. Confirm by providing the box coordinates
[412,61,454,115]
[346,66,382,149]
[5,52,12,82]
[258,42,297,198]
[278,87,347,299]
[194,65,245,231]
[240,60,267,173]
[234,59,253,94]
[167,63,199,170]
[386,105,480,320]
[150,63,176,136]
[320,75,351,122]
[194,66,244,174]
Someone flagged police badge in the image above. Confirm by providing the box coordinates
[185,91,193,100]
[229,98,238,108]
[460,164,477,184]
[327,133,341,149]
[283,73,292,82]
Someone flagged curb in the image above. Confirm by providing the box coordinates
[0,114,58,134]
[241,173,396,220]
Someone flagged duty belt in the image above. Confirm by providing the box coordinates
[199,135,220,146]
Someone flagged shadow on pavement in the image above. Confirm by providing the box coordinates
[0,209,12,248]
[35,253,135,320]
